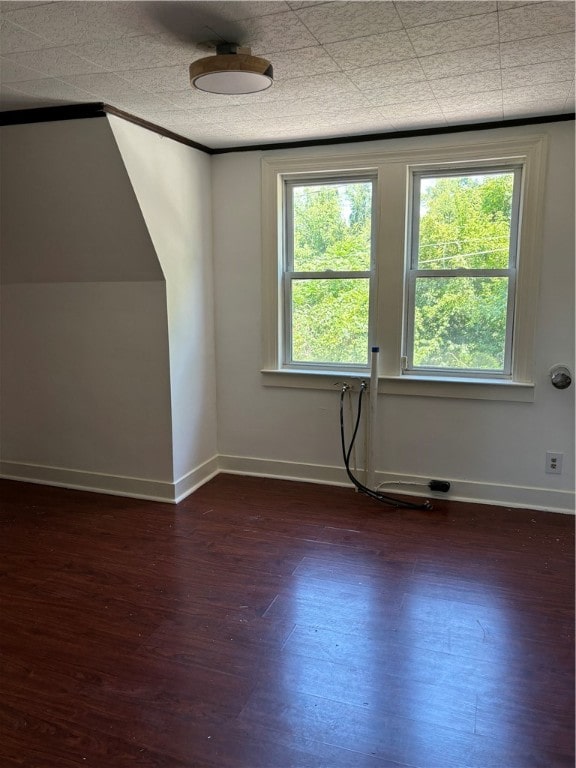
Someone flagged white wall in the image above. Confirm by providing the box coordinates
[109,117,218,499]
[1,115,573,512]
[212,121,575,512]
[0,118,175,499]
[1,282,173,482]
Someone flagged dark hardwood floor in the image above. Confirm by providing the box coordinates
[0,475,574,768]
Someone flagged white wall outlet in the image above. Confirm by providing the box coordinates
[545,452,563,474]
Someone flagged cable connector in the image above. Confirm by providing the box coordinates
[428,479,451,492]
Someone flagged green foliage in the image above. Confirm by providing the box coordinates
[418,174,513,270]
[292,279,369,365]
[292,182,371,272]
[288,173,515,370]
[414,173,514,370]
[290,182,372,365]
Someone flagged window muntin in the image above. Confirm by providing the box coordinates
[405,167,522,377]
[283,176,375,369]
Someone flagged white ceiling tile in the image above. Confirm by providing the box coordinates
[2,76,94,102]
[67,34,203,73]
[500,32,575,68]
[116,65,192,95]
[163,88,247,109]
[347,58,427,90]
[502,58,575,89]
[260,45,338,80]
[0,55,42,82]
[418,44,500,79]
[388,115,448,130]
[503,100,566,119]
[134,107,196,124]
[379,99,443,120]
[0,86,37,110]
[2,46,110,77]
[497,2,534,11]
[235,10,318,54]
[503,80,573,103]
[168,104,257,126]
[396,2,497,29]
[295,1,403,44]
[241,70,362,102]
[323,30,416,70]
[286,0,330,9]
[498,2,575,42]
[103,93,181,116]
[437,89,503,112]
[0,0,571,147]
[57,72,162,102]
[440,105,504,122]
[363,80,435,106]
[243,90,370,119]
[0,2,53,10]
[0,16,53,52]
[192,1,291,21]
[407,12,499,56]
[429,69,502,98]
[3,1,163,46]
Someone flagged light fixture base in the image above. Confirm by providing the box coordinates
[189,47,273,95]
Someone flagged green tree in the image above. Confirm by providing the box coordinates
[288,172,515,370]
[291,182,371,364]
[414,173,514,369]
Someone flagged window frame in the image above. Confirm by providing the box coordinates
[404,164,523,379]
[282,173,377,372]
[261,134,548,401]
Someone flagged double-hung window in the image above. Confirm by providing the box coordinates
[283,176,375,370]
[262,134,547,400]
[405,166,522,377]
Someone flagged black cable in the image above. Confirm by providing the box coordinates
[339,386,431,511]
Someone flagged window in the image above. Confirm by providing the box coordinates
[405,167,522,377]
[284,176,375,369]
[262,134,547,400]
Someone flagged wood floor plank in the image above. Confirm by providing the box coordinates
[1,474,573,768]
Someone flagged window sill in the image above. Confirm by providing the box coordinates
[261,369,535,402]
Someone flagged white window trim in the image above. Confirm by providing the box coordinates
[261,134,548,402]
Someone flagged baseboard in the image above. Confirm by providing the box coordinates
[218,455,576,514]
[0,457,218,504]
[2,455,573,513]
[173,456,220,503]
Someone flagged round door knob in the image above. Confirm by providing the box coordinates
[550,365,572,389]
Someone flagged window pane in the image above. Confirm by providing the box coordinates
[417,173,514,270]
[292,181,372,271]
[291,279,369,365]
[413,276,509,370]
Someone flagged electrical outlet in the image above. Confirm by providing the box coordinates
[546,452,563,474]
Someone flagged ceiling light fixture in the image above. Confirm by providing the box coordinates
[189,43,273,95]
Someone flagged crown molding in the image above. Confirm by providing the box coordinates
[1,103,573,156]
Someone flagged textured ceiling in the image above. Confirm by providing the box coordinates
[1,0,574,149]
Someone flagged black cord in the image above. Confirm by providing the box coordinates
[339,386,431,511]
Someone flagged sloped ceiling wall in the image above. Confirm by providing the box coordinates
[108,115,218,493]
[0,117,175,495]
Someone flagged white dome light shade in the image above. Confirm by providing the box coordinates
[190,53,273,95]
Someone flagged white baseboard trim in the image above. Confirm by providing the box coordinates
[0,456,219,504]
[2,455,573,514]
[218,455,576,514]
[173,456,220,503]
